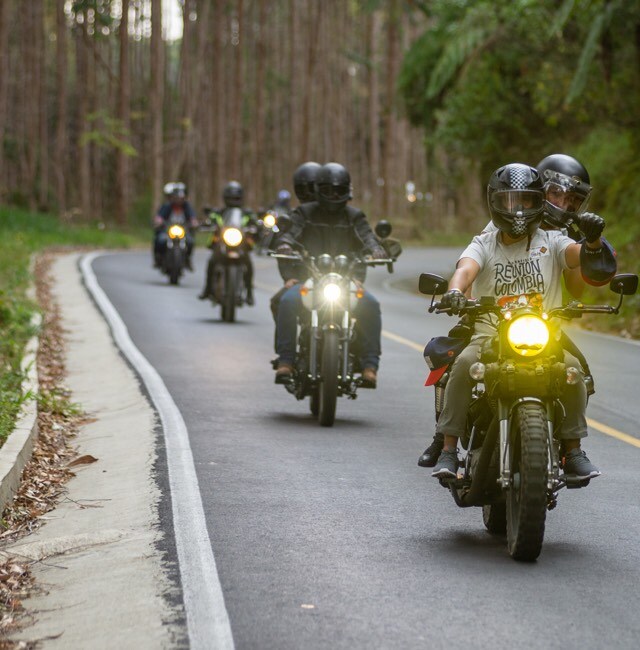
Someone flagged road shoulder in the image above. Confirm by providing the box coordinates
[6,252,180,648]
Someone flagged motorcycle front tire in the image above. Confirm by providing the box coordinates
[167,246,183,285]
[506,402,548,561]
[222,266,239,322]
[318,329,339,427]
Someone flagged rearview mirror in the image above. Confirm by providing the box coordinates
[419,273,448,295]
[375,220,392,239]
[609,273,638,296]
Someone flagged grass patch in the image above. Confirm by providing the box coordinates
[0,207,146,446]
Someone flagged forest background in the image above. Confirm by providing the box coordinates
[0,0,639,302]
[1,0,639,442]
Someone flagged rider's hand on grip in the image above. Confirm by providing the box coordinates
[370,247,388,260]
[440,289,467,314]
[576,212,605,244]
[284,279,299,289]
[276,244,294,255]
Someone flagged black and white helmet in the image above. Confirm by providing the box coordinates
[222,181,243,207]
[487,163,544,238]
[537,154,592,229]
[316,162,351,212]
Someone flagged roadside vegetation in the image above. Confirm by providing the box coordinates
[0,208,145,447]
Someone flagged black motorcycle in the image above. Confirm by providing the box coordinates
[270,221,397,427]
[161,215,188,285]
[204,206,256,323]
[418,271,638,561]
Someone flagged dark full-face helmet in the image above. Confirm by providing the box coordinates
[293,161,322,203]
[316,162,351,212]
[536,154,592,229]
[222,181,244,207]
[487,163,544,238]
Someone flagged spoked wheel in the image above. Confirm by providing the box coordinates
[482,502,507,535]
[506,402,549,561]
[318,329,339,427]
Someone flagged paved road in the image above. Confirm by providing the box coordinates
[92,247,640,650]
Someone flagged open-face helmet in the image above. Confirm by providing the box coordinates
[487,163,544,238]
[536,154,592,229]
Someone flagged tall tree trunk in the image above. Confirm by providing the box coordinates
[76,15,91,219]
[229,0,244,178]
[253,0,267,201]
[55,0,68,214]
[0,0,11,200]
[150,0,164,214]
[116,0,131,225]
[381,0,399,217]
[367,10,381,212]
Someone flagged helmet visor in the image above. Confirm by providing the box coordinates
[318,183,350,203]
[544,176,591,217]
[490,190,543,216]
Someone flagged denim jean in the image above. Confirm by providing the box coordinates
[276,284,381,370]
[435,335,588,440]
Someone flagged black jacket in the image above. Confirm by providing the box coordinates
[277,202,381,282]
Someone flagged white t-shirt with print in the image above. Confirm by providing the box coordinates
[460,228,574,311]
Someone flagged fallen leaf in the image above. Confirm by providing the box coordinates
[66,455,98,467]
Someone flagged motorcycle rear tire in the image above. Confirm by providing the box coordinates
[482,502,507,535]
[309,388,319,417]
[506,402,548,561]
[318,329,339,427]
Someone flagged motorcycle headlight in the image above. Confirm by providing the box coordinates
[263,213,276,228]
[222,227,243,247]
[507,315,549,357]
[323,282,341,302]
[168,224,185,239]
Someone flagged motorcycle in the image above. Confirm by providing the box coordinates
[161,215,188,285]
[204,206,256,323]
[256,209,281,255]
[418,271,638,561]
[270,220,398,427]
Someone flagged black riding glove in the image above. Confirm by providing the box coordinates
[370,246,387,260]
[440,289,467,314]
[576,212,605,244]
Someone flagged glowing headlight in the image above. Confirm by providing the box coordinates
[507,315,549,357]
[168,224,185,239]
[222,227,243,247]
[323,283,341,302]
[263,213,276,228]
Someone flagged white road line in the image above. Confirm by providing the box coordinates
[80,252,234,650]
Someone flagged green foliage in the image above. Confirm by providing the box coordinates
[0,207,146,445]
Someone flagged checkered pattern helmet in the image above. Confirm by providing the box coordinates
[487,163,544,238]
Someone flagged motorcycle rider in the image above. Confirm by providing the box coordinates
[269,162,323,328]
[199,181,258,305]
[153,182,198,270]
[418,154,616,468]
[428,163,616,481]
[273,162,388,386]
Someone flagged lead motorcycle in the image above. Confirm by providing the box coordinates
[419,271,638,561]
[203,206,257,322]
[270,221,398,427]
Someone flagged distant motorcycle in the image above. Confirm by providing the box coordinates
[256,209,281,255]
[418,271,638,561]
[161,215,188,285]
[204,206,257,322]
[270,220,398,427]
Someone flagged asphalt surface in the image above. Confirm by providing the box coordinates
[92,247,640,650]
